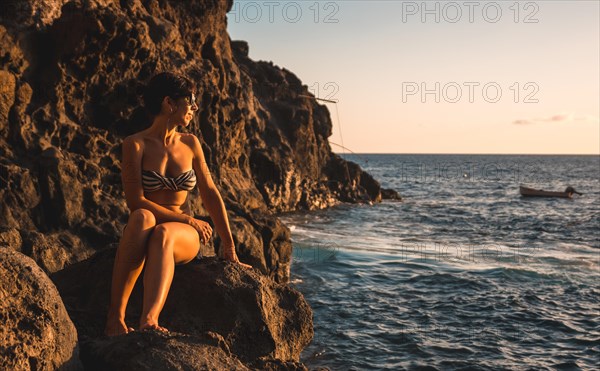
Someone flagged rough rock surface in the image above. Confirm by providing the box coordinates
[79,330,251,371]
[0,0,397,283]
[0,248,80,370]
[52,248,313,369]
[231,40,395,210]
[79,330,310,370]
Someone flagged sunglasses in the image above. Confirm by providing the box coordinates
[175,93,198,107]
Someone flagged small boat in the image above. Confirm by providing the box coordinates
[519,185,582,199]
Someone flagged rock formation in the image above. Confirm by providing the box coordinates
[0,0,401,369]
[0,0,396,282]
[0,248,80,370]
[52,247,313,369]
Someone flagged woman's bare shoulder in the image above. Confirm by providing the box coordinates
[122,133,146,149]
[179,132,200,147]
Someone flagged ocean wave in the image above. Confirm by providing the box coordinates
[290,154,599,369]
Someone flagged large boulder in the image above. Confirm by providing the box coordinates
[51,248,313,368]
[79,330,250,371]
[78,330,309,370]
[0,248,80,370]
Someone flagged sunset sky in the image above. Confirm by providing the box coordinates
[226,1,599,154]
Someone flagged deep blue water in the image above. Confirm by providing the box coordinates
[279,154,599,370]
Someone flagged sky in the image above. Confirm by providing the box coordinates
[226,1,599,154]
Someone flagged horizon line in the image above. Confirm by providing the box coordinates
[334,152,600,156]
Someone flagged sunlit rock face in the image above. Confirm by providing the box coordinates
[0,0,386,283]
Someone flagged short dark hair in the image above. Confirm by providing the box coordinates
[142,72,197,116]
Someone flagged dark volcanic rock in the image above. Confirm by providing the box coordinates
[381,188,402,200]
[0,0,386,282]
[18,229,94,274]
[0,248,80,370]
[79,330,250,371]
[0,0,394,368]
[231,40,383,211]
[323,156,383,204]
[51,248,313,367]
[79,329,310,370]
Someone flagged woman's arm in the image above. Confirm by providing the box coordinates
[121,136,190,225]
[189,135,235,249]
[188,135,252,269]
[190,136,250,253]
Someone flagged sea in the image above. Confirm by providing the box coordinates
[279,154,599,370]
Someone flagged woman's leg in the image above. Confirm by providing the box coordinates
[139,222,200,331]
[105,209,156,336]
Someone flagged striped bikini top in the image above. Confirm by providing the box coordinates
[141,168,197,192]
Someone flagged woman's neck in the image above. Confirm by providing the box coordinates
[147,116,178,146]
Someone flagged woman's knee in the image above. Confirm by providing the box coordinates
[148,224,173,251]
[128,208,156,229]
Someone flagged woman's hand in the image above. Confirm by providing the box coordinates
[186,216,213,244]
[221,243,253,269]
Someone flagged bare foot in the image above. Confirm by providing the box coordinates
[139,321,169,333]
[237,261,253,269]
[105,317,134,337]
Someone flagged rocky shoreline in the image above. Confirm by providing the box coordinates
[1,0,400,369]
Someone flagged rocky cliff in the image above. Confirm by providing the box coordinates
[0,0,398,369]
[0,0,393,283]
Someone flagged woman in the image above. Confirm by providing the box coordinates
[104,72,252,337]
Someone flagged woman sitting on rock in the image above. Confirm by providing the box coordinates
[105,72,252,337]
